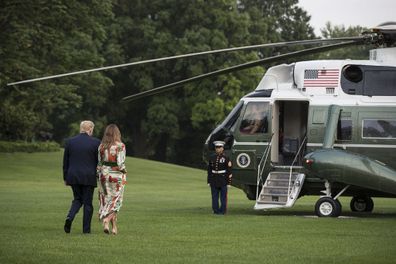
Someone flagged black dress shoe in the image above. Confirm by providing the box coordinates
[64,218,72,233]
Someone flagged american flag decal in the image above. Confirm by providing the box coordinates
[304,69,339,87]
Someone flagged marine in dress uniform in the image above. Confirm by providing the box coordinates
[207,141,232,214]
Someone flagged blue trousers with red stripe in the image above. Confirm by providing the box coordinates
[210,185,228,214]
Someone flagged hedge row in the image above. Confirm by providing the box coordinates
[0,141,61,153]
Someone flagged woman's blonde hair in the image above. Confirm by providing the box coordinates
[101,124,121,149]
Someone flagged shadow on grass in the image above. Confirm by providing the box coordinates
[182,206,396,219]
[242,209,396,219]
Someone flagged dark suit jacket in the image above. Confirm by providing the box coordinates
[63,133,101,186]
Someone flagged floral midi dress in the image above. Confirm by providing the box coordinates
[97,142,127,220]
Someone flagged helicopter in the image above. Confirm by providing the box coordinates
[8,22,396,217]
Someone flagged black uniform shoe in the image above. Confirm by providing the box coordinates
[64,218,72,233]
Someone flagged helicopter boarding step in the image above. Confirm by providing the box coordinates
[254,171,305,210]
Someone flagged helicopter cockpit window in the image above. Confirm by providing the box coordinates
[222,100,244,130]
[239,102,269,134]
[362,119,396,139]
[206,101,243,150]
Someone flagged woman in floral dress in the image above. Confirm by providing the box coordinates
[97,124,127,235]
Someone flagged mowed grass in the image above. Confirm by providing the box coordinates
[0,152,396,264]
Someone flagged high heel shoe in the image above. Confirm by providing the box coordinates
[111,213,118,235]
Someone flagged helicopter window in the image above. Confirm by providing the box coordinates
[206,101,243,150]
[222,100,244,130]
[364,70,396,96]
[362,119,396,139]
[239,102,269,134]
[337,119,352,141]
[343,65,363,83]
[341,65,396,96]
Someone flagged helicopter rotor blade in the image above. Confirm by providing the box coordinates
[121,40,364,102]
[7,36,366,86]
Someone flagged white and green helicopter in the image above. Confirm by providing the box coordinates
[202,23,396,217]
[9,23,396,217]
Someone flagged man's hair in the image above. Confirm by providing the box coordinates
[80,120,95,133]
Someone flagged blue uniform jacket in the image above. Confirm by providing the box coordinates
[63,133,101,186]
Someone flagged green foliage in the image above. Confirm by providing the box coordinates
[0,0,368,166]
[106,0,315,165]
[0,100,39,140]
[318,22,370,60]
[191,98,225,128]
[0,140,60,152]
[143,98,180,139]
[0,0,113,142]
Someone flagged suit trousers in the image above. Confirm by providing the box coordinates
[210,185,228,214]
[67,184,95,233]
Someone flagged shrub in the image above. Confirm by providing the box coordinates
[0,141,60,153]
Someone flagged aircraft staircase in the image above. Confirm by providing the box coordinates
[254,171,305,209]
[254,136,306,210]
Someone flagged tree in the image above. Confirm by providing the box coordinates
[318,22,370,60]
[105,0,259,165]
[0,0,320,168]
[104,0,315,167]
[0,0,113,141]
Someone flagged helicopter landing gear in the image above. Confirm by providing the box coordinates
[315,197,342,217]
[350,196,374,212]
[314,181,350,217]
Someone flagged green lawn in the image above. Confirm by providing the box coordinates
[0,151,395,264]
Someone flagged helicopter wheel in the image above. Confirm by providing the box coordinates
[350,196,374,212]
[315,197,342,217]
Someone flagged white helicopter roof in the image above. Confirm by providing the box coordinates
[370,47,396,65]
[252,48,396,106]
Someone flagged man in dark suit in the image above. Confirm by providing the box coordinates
[63,120,101,234]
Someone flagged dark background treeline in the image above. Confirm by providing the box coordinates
[0,0,368,168]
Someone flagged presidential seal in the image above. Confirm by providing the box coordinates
[236,153,251,168]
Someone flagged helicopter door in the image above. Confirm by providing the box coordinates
[273,101,309,165]
[232,101,271,188]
